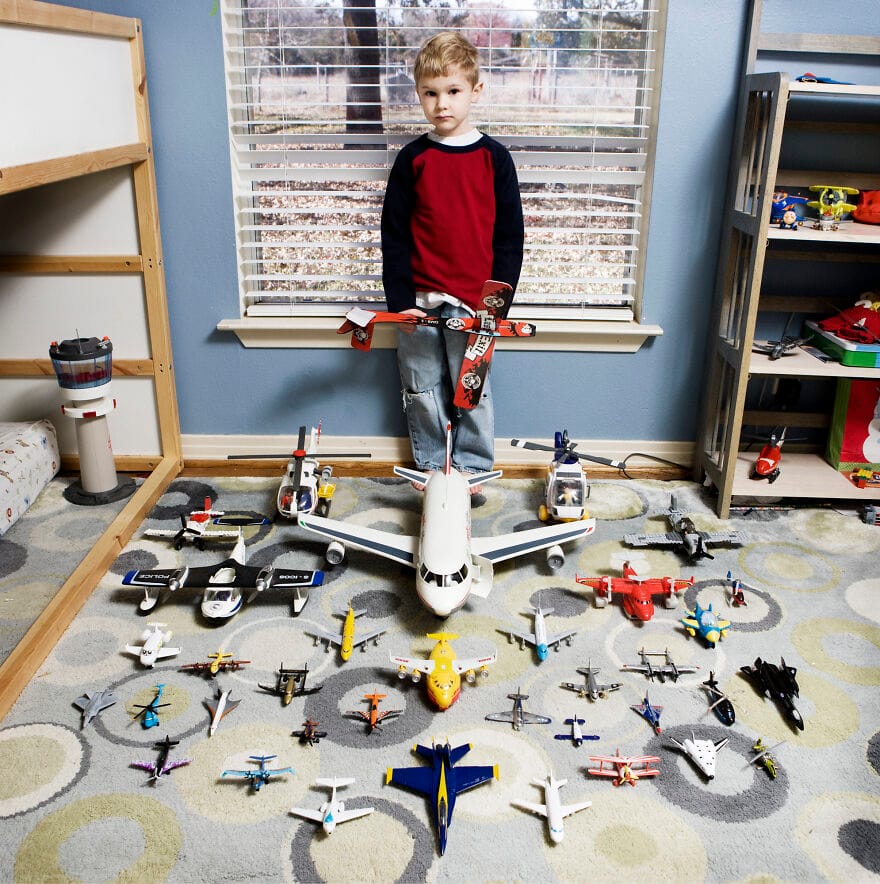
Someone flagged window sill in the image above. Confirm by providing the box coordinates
[216,316,663,352]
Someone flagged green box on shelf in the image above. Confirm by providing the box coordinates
[826,377,880,471]
[805,321,880,368]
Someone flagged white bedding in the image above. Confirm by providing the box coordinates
[0,420,60,535]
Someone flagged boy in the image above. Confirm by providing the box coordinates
[381,31,524,482]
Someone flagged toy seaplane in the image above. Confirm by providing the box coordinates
[292,718,327,746]
[577,561,693,622]
[228,423,370,520]
[701,672,735,726]
[72,687,118,728]
[130,684,171,729]
[205,686,241,736]
[680,601,731,648]
[748,738,783,779]
[346,691,403,734]
[390,632,496,710]
[511,772,592,844]
[122,533,324,619]
[339,281,535,409]
[498,594,577,661]
[298,424,594,617]
[485,688,552,731]
[621,647,700,683]
[131,735,191,783]
[554,715,599,747]
[385,739,498,856]
[560,659,622,700]
[306,602,386,662]
[623,495,743,561]
[510,430,625,522]
[143,497,269,549]
[179,648,250,677]
[587,748,660,787]
[290,778,374,834]
[222,753,294,792]
[740,657,804,730]
[668,732,729,779]
[631,693,663,734]
[258,663,322,705]
[124,623,180,668]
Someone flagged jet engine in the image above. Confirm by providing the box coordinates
[465,669,476,684]
[325,541,345,566]
[546,545,564,571]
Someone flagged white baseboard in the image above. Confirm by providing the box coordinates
[182,433,694,469]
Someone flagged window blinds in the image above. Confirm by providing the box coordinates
[221,0,663,320]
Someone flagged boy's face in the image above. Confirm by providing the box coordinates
[416,65,483,138]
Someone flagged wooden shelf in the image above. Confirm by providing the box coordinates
[748,347,880,378]
[767,221,880,246]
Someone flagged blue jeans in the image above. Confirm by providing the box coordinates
[396,303,495,473]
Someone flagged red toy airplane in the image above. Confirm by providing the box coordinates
[751,429,785,483]
[346,691,402,734]
[337,280,536,409]
[575,562,694,622]
[587,748,661,787]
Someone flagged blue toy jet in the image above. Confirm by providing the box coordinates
[385,740,497,855]
[631,693,663,734]
[222,753,294,792]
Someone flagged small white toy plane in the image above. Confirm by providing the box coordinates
[560,659,622,700]
[143,496,268,549]
[499,595,577,661]
[290,778,375,835]
[511,772,592,843]
[205,686,241,737]
[668,732,730,779]
[298,425,595,617]
[124,623,180,668]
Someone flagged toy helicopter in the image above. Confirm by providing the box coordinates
[229,422,370,520]
[510,430,625,522]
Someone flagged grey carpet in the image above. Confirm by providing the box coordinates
[0,475,878,882]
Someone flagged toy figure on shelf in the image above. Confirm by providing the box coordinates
[807,184,859,231]
[751,429,785,483]
[853,190,880,224]
[770,190,809,227]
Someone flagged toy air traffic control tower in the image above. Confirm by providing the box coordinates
[49,335,136,505]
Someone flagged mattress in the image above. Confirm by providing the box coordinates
[0,420,60,535]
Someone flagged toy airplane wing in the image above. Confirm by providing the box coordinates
[335,806,375,824]
[122,567,190,589]
[307,627,344,649]
[74,690,118,714]
[453,652,496,674]
[486,708,552,725]
[290,806,325,823]
[337,308,424,351]
[161,759,191,775]
[351,627,386,649]
[454,762,499,793]
[503,628,537,647]
[471,519,594,564]
[389,654,436,674]
[205,695,241,721]
[511,799,548,818]
[385,764,434,797]
[560,799,593,817]
[699,530,742,546]
[297,512,418,568]
[130,761,157,773]
[546,629,577,649]
[262,569,325,590]
[623,531,683,549]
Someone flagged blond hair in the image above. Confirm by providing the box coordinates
[413,32,480,87]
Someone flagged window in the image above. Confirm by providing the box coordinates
[219,0,666,347]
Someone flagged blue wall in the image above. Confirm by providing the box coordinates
[44,1,877,443]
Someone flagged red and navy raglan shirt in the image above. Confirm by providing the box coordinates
[381,132,524,313]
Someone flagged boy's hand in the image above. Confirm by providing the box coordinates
[399,307,426,333]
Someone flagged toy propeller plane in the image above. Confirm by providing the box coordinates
[73,687,118,728]
[631,693,663,734]
[680,601,731,647]
[180,648,250,677]
[511,771,592,844]
[623,494,743,561]
[740,657,804,730]
[122,532,324,619]
[290,778,375,835]
[554,715,599,747]
[346,691,403,733]
[748,738,784,779]
[485,689,552,731]
[621,648,700,683]
[499,595,577,661]
[228,422,370,520]
[701,672,735,726]
[385,739,498,856]
[222,753,294,792]
[131,735,191,783]
[293,718,327,746]
[339,280,535,409]
[587,748,661,787]
[124,623,180,668]
[560,659,622,700]
[306,602,386,662]
[668,733,730,779]
[390,632,496,710]
[205,686,241,737]
[576,561,693,622]
[143,496,269,549]
[298,425,595,617]
[130,683,171,729]
[258,663,322,705]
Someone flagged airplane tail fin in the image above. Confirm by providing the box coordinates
[426,632,460,643]
[315,777,355,791]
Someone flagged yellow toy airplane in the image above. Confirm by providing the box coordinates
[307,602,386,662]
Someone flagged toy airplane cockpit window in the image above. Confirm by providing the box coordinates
[420,563,469,588]
[205,588,232,602]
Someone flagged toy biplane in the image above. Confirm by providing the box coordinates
[338,281,535,409]
[587,748,660,787]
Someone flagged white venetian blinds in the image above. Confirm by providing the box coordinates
[221,0,664,319]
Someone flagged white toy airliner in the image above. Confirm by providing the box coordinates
[298,426,595,617]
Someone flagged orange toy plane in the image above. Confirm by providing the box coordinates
[180,649,250,677]
[576,562,693,622]
[346,691,402,734]
[587,748,661,787]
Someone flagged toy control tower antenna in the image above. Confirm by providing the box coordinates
[49,335,136,505]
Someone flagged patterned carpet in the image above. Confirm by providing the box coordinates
[0,475,879,882]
